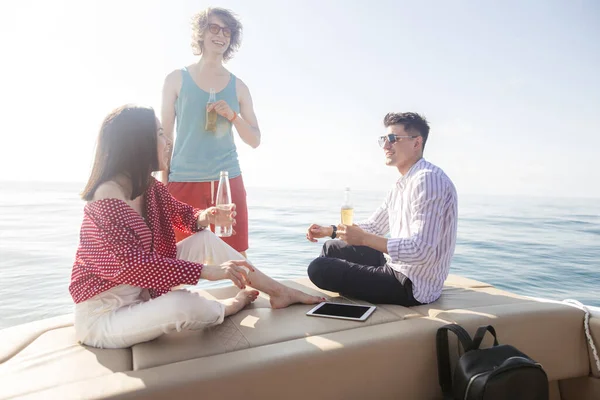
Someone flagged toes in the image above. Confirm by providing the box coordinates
[245,290,259,302]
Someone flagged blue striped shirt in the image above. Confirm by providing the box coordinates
[357,158,458,304]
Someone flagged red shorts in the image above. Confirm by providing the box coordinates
[167,175,249,253]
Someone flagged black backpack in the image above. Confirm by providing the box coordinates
[436,324,549,400]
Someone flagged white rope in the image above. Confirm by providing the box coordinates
[563,299,600,373]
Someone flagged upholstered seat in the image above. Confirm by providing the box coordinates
[1,274,598,400]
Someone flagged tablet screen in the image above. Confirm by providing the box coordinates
[312,303,372,319]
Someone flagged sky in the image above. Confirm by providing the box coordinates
[0,0,599,198]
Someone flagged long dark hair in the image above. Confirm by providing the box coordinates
[81,104,159,201]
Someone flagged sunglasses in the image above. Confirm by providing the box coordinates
[378,134,419,148]
[208,23,232,38]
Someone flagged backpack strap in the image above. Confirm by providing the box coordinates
[436,324,474,399]
[471,325,499,350]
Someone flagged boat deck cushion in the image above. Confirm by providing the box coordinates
[0,326,132,399]
[14,317,451,400]
[0,314,72,364]
[409,286,536,318]
[0,274,594,400]
[131,279,409,370]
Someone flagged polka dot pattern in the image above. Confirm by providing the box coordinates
[69,178,205,303]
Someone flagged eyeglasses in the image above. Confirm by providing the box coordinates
[208,23,232,38]
[378,134,419,148]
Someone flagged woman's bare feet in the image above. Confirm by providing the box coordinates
[269,287,325,309]
[223,289,259,317]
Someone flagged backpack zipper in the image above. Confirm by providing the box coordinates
[463,371,488,400]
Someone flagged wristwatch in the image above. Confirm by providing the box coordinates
[330,225,337,239]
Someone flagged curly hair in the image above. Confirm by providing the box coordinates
[191,7,243,62]
[383,112,430,151]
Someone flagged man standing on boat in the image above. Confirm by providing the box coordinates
[160,7,261,257]
[305,112,458,306]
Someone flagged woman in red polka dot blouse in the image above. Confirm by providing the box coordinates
[69,104,324,349]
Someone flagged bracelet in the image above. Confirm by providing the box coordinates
[330,225,337,239]
[229,112,238,123]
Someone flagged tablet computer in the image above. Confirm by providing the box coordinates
[306,302,376,322]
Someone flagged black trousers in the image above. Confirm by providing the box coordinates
[307,240,422,306]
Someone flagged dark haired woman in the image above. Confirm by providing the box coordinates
[70,104,322,349]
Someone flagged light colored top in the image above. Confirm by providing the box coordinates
[169,67,242,183]
[357,158,458,303]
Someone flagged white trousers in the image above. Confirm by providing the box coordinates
[74,230,247,349]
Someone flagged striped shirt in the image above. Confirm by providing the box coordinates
[357,158,458,304]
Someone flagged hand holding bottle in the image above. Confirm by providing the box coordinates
[210,205,236,225]
[335,224,367,246]
[207,100,236,122]
[198,205,236,231]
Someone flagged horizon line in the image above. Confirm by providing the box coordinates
[1,179,599,201]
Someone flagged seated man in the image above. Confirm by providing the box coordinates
[305,112,458,306]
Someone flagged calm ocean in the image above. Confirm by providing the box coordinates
[0,181,599,330]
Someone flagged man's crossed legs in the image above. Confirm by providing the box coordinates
[307,240,422,306]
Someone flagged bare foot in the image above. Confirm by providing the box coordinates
[223,289,259,317]
[270,287,325,309]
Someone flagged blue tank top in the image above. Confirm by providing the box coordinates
[169,67,242,182]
